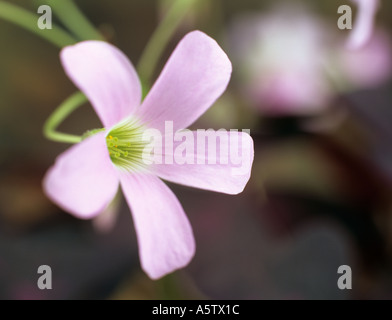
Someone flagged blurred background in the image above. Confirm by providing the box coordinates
[1,0,392,299]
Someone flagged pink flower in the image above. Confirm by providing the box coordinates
[229,5,391,116]
[229,8,331,115]
[348,0,380,50]
[43,31,254,279]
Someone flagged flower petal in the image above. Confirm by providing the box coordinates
[61,41,141,127]
[153,130,254,195]
[348,0,380,50]
[43,132,120,219]
[120,173,195,279]
[137,30,232,132]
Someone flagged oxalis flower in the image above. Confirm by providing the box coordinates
[43,31,254,279]
[228,5,391,116]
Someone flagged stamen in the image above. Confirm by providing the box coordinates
[105,118,148,172]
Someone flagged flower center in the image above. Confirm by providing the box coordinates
[105,118,148,172]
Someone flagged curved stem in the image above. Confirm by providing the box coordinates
[39,0,104,41]
[0,1,76,48]
[137,0,196,86]
[43,91,87,144]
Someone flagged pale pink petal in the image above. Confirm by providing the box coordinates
[348,0,380,50]
[152,130,254,195]
[92,193,121,233]
[61,41,141,128]
[43,132,119,219]
[120,173,195,279]
[137,31,232,132]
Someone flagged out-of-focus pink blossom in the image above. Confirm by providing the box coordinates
[348,0,380,50]
[229,5,391,116]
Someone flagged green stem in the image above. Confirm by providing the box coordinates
[43,91,87,144]
[0,1,76,48]
[156,273,182,300]
[38,0,104,41]
[137,0,196,86]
